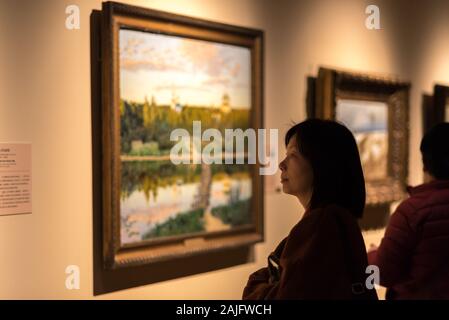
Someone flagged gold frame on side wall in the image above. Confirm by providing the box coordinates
[309,67,410,230]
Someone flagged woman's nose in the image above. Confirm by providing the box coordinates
[279,158,286,171]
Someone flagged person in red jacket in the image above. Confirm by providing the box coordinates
[242,119,378,300]
[368,122,449,299]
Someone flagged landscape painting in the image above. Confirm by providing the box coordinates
[336,99,389,181]
[118,29,253,245]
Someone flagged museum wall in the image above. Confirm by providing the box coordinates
[0,0,448,299]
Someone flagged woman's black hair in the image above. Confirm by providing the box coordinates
[285,119,366,218]
[420,122,449,180]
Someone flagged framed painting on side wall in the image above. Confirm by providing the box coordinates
[423,84,449,134]
[308,67,410,230]
[433,84,449,124]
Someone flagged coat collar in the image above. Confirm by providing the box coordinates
[407,179,449,196]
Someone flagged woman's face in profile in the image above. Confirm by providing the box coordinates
[279,134,314,200]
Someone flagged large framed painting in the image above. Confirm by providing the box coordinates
[423,84,449,134]
[91,2,263,293]
[308,68,410,230]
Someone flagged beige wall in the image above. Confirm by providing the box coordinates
[0,0,448,299]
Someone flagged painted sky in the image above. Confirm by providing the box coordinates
[119,29,251,109]
[336,99,388,133]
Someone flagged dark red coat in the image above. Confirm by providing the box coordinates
[368,180,449,299]
[242,204,378,300]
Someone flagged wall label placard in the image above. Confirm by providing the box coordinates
[0,143,32,216]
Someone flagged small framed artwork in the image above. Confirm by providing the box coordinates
[421,93,434,136]
[434,84,449,124]
[309,68,410,229]
[92,1,264,293]
[422,84,449,134]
